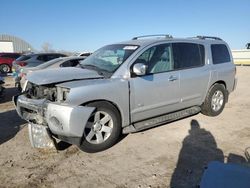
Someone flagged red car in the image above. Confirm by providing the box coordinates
[0,53,21,73]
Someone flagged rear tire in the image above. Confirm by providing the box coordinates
[79,101,121,153]
[0,64,11,73]
[201,84,227,116]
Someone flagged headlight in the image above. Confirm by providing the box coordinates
[22,80,28,92]
[57,87,70,102]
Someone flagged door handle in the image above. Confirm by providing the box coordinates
[168,75,178,81]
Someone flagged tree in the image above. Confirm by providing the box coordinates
[41,42,55,52]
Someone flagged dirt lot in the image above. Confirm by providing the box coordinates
[0,67,250,188]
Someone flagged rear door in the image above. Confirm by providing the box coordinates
[129,43,181,122]
[172,42,210,107]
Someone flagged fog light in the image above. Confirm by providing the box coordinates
[28,123,56,149]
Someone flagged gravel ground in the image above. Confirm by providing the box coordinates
[0,67,250,188]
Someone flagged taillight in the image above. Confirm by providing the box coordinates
[16,61,27,66]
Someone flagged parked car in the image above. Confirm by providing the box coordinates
[0,52,21,73]
[74,52,92,57]
[14,35,237,153]
[0,76,5,97]
[12,53,67,88]
[19,56,86,90]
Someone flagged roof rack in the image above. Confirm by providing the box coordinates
[195,36,222,41]
[132,34,173,40]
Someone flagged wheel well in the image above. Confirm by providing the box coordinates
[213,80,226,89]
[82,100,122,123]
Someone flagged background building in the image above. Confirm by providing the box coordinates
[232,43,250,65]
[0,34,34,53]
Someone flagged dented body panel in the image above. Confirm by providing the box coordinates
[15,94,95,138]
[58,78,130,128]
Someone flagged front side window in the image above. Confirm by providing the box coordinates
[80,44,139,73]
[211,44,230,64]
[172,43,205,69]
[134,44,174,74]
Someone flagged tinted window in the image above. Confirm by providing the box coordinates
[61,60,79,67]
[46,55,58,61]
[211,44,230,64]
[0,54,11,58]
[37,54,65,62]
[12,54,21,59]
[135,44,174,74]
[16,55,32,61]
[172,43,205,69]
[37,55,47,61]
[0,54,19,58]
[61,60,73,67]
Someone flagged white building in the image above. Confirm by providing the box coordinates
[0,34,34,53]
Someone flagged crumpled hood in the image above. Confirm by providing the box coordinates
[27,67,103,85]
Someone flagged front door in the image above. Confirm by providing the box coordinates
[129,43,181,123]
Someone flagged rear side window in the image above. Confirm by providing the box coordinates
[11,54,21,59]
[37,55,48,61]
[0,54,10,58]
[172,43,205,69]
[16,55,32,61]
[37,54,66,62]
[0,54,20,59]
[211,44,231,64]
[46,55,58,61]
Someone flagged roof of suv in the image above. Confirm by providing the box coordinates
[116,35,226,47]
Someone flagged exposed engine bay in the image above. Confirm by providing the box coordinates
[24,82,69,102]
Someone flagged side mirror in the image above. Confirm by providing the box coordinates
[133,63,147,76]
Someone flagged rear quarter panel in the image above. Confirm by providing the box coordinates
[208,43,236,93]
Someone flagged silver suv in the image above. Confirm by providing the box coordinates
[14,35,237,152]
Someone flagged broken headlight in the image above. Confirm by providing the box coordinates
[56,87,70,102]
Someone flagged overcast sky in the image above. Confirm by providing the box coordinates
[1,0,249,52]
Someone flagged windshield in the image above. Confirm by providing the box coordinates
[80,44,139,74]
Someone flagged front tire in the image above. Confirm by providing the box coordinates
[79,101,121,153]
[201,84,227,116]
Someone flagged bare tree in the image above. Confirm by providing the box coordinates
[41,42,55,52]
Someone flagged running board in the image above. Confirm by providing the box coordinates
[123,106,201,134]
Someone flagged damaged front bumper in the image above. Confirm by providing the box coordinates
[14,94,95,149]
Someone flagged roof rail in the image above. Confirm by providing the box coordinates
[132,34,173,40]
[195,36,222,41]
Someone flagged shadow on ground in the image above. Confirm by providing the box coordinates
[0,110,26,145]
[170,119,249,188]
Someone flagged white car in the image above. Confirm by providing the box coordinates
[19,56,85,90]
